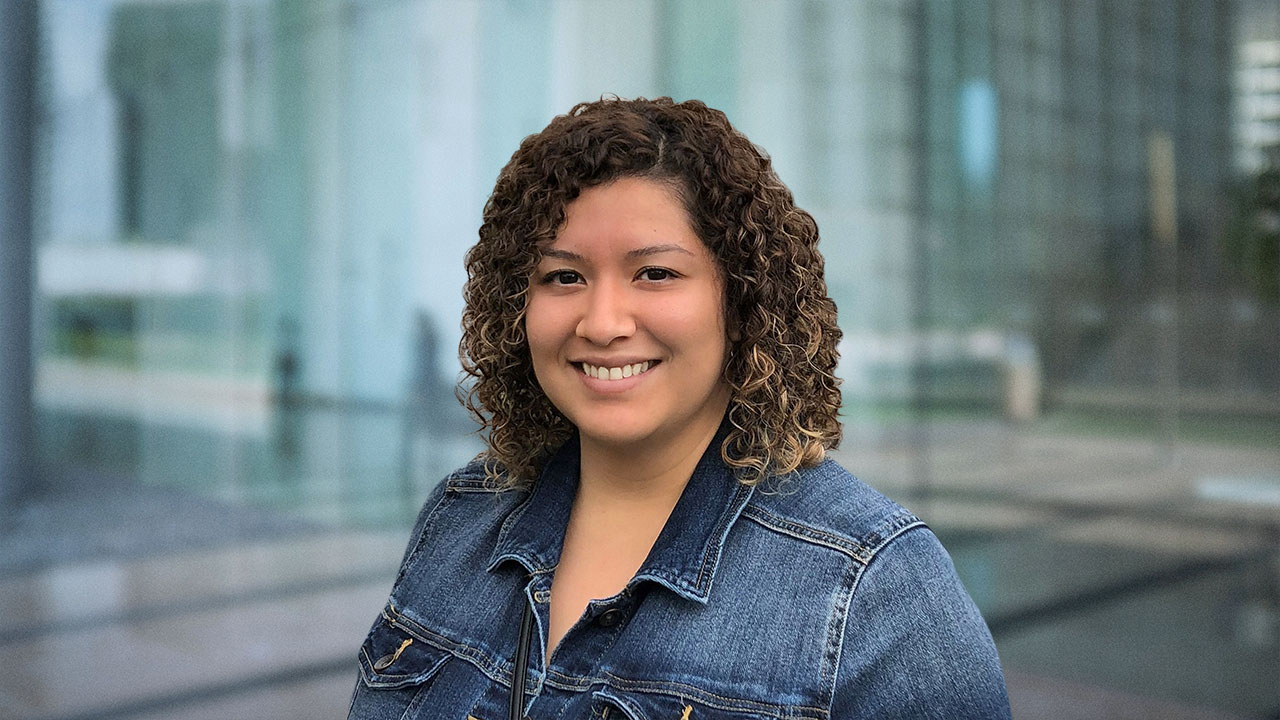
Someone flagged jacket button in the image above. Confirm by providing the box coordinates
[597,608,626,627]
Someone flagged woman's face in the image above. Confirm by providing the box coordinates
[525,176,732,453]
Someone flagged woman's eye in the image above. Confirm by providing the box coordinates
[638,267,674,282]
[544,270,582,285]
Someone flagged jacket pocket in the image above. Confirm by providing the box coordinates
[357,611,451,688]
[348,611,453,719]
[593,686,780,720]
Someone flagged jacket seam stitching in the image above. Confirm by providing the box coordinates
[825,523,935,714]
[394,486,457,587]
[602,673,829,719]
[741,505,873,561]
[820,556,863,710]
[380,608,520,691]
[741,504,926,561]
[692,484,754,597]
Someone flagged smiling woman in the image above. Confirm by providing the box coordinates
[347,98,1012,720]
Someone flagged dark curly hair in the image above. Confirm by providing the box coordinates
[460,97,841,487]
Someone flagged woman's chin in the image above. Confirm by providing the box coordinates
[575,421,657,451]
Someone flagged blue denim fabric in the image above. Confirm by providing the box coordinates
[348,431,1011,719]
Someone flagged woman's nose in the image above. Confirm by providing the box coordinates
[575,282,636,345]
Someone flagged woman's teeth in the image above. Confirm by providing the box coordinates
[580,361,652,380]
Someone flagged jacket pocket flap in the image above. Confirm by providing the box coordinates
[356,612,451,690]
[593,686,778,720]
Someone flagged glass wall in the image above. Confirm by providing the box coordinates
[3,1,1278,718]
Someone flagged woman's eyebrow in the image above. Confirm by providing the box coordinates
[626,243,694,259]
[539,244,693,261]
[540,248,584,261]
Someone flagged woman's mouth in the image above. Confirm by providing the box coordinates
[578,360,658,380]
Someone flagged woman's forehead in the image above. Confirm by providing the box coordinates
[537,179,705,258]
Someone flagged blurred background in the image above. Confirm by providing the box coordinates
[1,0,1278,718]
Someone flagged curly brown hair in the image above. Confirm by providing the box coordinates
[459,96,841,487]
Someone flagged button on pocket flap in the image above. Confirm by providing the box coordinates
[593,687,777,720]
[357,614,450,690]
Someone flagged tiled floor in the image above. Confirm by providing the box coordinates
[2,409,1277,719]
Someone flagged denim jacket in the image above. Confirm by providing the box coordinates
[348,431,1011,719]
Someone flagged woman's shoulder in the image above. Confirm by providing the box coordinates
[742,457,926,564]
[417,457,531,505]
[748,461,1010,715]
[399,458,530,544]
[437,457,513,492]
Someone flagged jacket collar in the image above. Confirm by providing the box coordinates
[487,421,754,605]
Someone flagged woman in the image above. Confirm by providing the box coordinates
[348,97,1011,719]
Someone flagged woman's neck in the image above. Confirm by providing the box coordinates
[575,411,724,511]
